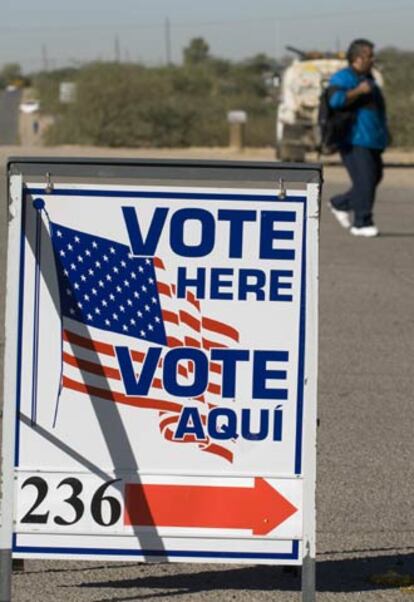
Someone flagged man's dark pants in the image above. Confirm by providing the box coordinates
[331,145,383,227]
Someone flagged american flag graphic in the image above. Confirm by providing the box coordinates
[49,221,240,463]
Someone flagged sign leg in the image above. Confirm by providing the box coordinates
[0,550,12,602]
[301,554,316,602]
[0,174,24,602]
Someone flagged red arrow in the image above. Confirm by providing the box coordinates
[124,478,297,536]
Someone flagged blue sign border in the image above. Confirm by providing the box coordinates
[13,187,307,562]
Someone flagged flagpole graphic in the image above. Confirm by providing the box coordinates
[30,198,46,426]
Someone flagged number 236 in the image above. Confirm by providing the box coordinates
[20,477,122,527]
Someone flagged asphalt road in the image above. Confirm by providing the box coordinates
[0,149,413,601]
[0,90,22,145]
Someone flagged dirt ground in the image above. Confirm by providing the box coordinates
[6,139,414,165]
[2,143,414,193]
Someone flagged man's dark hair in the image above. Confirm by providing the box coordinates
[346,38,374,64]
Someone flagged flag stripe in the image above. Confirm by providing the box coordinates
[184,336,201,348]
[159,414,182,430]
[64,337,189,383]
[64,329,115,357]
[63,351,121,380]
[186,291,200,311]
[203,443,233,463]
[162,309,179,325]
[64,329,146,364]
[157,282,171,297]
[62,376,182,413]
[153,257,165,269]
[130,349,146,363]
[202,317,239,342]
[207,383,221,395]
[160,425,233,462]
[202,337,227,350]
[179,310,201,332]
[167,336,183,348]
[160,309,239,344]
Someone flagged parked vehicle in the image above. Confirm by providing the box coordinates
[19,100,40,114]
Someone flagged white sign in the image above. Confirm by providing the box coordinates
[59,82,77,104]
[3,176,319,565]
[227,110,247,123]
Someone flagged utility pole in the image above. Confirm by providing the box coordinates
[41,43,49,71]
[335,36,341,53]
[274,21,277,60]
[114,34,120,63]
[165,17,172,66]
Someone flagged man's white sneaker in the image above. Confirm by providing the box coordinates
[328,203,352,229]
[350,225,379,237]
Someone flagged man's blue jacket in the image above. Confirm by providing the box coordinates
[329,67,389,150]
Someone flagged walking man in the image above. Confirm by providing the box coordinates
[328,39,389,237]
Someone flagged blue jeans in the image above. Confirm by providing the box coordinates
[331,145,383,227]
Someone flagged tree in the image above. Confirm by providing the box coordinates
[243,53,276,73]
[183,37,210,65]
[1,63,22,84]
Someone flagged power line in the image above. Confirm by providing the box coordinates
[173,5,414,28]
[1,4,414,35]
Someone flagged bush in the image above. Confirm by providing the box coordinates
[377,48,414,148]
[41,60,276,148]
[36,47,414,148]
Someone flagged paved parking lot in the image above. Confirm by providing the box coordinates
[0,147,413,601]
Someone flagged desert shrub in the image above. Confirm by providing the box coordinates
[36,46,414,148]
[377,48,414,148]
[42,59,275,147]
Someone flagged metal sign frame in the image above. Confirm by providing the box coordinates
[1,158,321,602]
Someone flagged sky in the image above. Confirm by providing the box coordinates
[1,0,414,72]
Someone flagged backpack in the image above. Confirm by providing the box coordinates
[317,86,355,154]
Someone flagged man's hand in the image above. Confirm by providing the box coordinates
[346,79,373,104]
[354,80,373,95]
